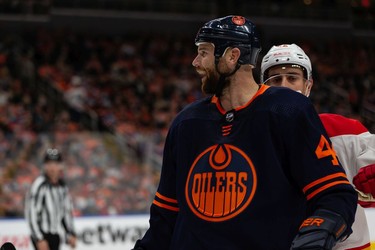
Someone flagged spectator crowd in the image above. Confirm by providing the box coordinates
[0,28,374,217]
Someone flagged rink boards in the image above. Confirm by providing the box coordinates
[1,209,374,250]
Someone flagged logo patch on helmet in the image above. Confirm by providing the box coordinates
[231,16,246,26]
[185,144,257,222]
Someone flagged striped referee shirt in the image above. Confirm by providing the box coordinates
[25,174,76,241]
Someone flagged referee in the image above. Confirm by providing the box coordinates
[25,148,77,250]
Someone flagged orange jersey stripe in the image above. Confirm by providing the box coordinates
[155,192,178,204]
[306,180,351,200]
[303,172,348,193]
[153,200,180,212]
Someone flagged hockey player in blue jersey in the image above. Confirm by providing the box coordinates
[132,15,357,250]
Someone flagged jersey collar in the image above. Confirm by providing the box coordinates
[211,84,270,114]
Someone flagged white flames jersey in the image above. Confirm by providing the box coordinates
[320,113,375,250]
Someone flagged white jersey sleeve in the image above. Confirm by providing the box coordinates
[319,113,374,250]
[319,113,375,182]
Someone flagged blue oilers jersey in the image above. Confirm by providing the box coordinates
[138,85,357,250]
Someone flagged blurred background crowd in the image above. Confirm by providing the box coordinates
[0,0,374,217]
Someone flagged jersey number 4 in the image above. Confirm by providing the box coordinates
[315,135,339,166]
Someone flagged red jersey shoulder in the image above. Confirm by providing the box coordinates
[319,113,368,137]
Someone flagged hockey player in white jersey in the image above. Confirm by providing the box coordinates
[261,43,375,250]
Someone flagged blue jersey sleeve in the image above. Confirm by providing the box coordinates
[285,98,357,233]
[135,126,179,249]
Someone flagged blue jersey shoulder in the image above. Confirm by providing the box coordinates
[258,86,314,117]
[264,86,311,105]
[170,96,217,128]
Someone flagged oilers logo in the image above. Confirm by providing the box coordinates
[185,144,257,222]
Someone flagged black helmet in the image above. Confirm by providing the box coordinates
[195,15,261,66]
[44,148,62,163]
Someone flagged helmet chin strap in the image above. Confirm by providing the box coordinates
[214,56,241,97]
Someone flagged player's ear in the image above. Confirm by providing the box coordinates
[305,79,313,97]
[225,47,241,64]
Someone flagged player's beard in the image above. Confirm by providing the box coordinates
[201,67,221,95]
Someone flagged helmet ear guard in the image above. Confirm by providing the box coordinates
[237,44,260,66]
[195,15,261,66]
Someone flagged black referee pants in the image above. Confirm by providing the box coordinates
[31,233,60,250]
